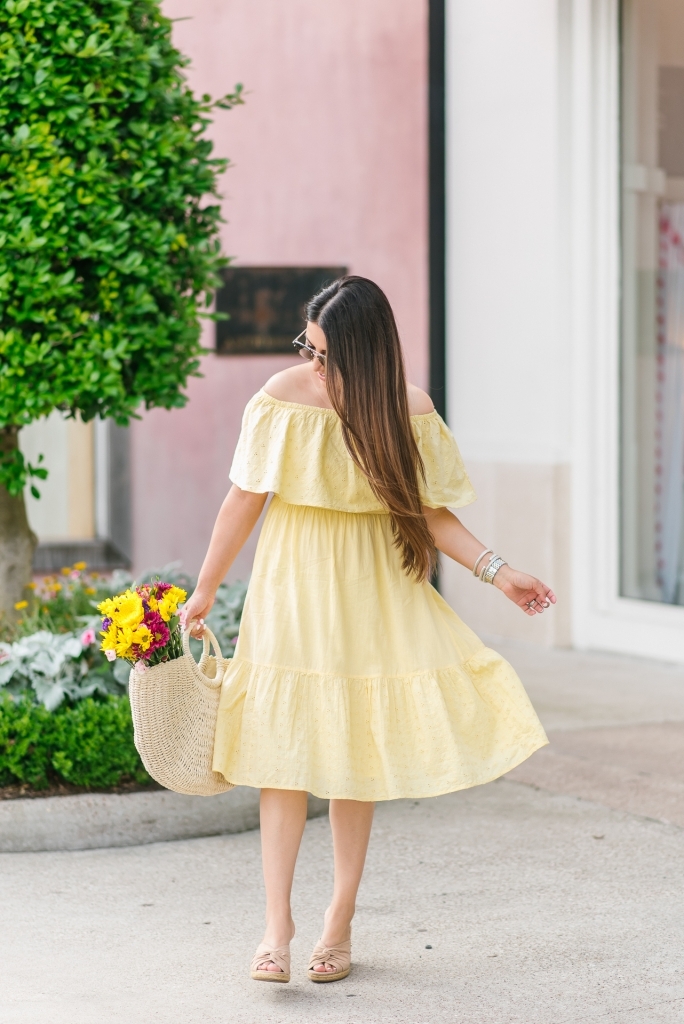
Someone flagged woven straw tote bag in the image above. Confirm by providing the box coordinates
[128,626,234,796]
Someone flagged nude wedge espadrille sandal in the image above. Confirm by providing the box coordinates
[307,936,351,982]
[250,942,291,983]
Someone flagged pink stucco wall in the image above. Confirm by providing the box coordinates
[131,0,429,579]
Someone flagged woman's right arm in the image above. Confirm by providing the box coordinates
[181,484,268,633]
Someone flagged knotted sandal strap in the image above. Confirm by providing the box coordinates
[250,942,290,982]
[308,937,351,982]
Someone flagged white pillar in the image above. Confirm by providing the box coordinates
[443,0,571,645]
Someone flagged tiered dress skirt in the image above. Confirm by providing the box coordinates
[212,494,548,801]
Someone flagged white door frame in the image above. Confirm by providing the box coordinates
[569,0,684,661]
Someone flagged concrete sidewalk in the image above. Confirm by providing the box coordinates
[2,642,684,1024]
[500,639,684,826]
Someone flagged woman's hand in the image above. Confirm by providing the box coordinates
[493,565,556,616]
[423,508,557,619]
[180,590,215,638]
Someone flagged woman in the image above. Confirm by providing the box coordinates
[181,276,554,984]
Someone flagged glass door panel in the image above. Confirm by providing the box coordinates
[621,0,684,603]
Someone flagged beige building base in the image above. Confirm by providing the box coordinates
[441,461,572,647]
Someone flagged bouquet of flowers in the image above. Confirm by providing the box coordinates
[98,582,187,671]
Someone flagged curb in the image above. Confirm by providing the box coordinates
[0,787,329,853]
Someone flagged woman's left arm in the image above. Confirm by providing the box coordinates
[423,506,557,617]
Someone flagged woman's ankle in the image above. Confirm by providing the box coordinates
[321,903,354,945]
[263,912,295,946]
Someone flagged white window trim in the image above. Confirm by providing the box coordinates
[569,0,684,661]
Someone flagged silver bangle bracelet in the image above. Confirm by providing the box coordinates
[479,553,499,581]
[472,548,493,577]
[481,556,507,584]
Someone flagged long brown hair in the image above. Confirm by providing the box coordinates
[306,276,436,582]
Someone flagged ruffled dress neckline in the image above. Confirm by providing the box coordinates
[258,388,439,420]
[228,389,477,513]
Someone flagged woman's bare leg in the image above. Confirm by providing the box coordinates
[258,788,309,972]
[314,798,375,974]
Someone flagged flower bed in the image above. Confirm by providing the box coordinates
[0,564,246,795]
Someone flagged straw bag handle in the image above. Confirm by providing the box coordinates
[182,625,226,688]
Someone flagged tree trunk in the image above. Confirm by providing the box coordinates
[0,427,37,621]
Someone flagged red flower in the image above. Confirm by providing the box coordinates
[132,610,170,661]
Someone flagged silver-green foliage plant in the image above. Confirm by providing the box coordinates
[0,566,247,790]
[0,629,127,711]
[0,0,242,610]
[0,562,247,710]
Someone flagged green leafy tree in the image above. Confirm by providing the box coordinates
[0,0,241,614]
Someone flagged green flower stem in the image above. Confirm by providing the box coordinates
[145,624,183,667]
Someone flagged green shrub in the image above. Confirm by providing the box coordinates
[0,692,150,790]
[0,0,243,614]
[0,0,242,451]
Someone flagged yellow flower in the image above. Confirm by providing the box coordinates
[100,623,119,651]
[112,590,144,630]
[61,566,71,576]
[157,595,175,621]
[115,624,151,657]
[98,590,144,629]
[157,585,187,621]
[73,561,87,571]
[14,600,28,610]
[85,587,96,595]
[97,596,117,617]
[26,582,36,590]
[101,617,152,660]
[52,582,62,592]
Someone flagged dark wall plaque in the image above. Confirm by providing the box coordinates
[215,266,347,355]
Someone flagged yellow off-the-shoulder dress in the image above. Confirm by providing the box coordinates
[212,391,548,801]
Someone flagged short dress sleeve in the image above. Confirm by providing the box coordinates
[230,390,476,512]
[412,412,477,509]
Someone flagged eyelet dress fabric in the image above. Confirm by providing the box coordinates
[212,391,548,801]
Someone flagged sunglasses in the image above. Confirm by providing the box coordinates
[292,329,326,366]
